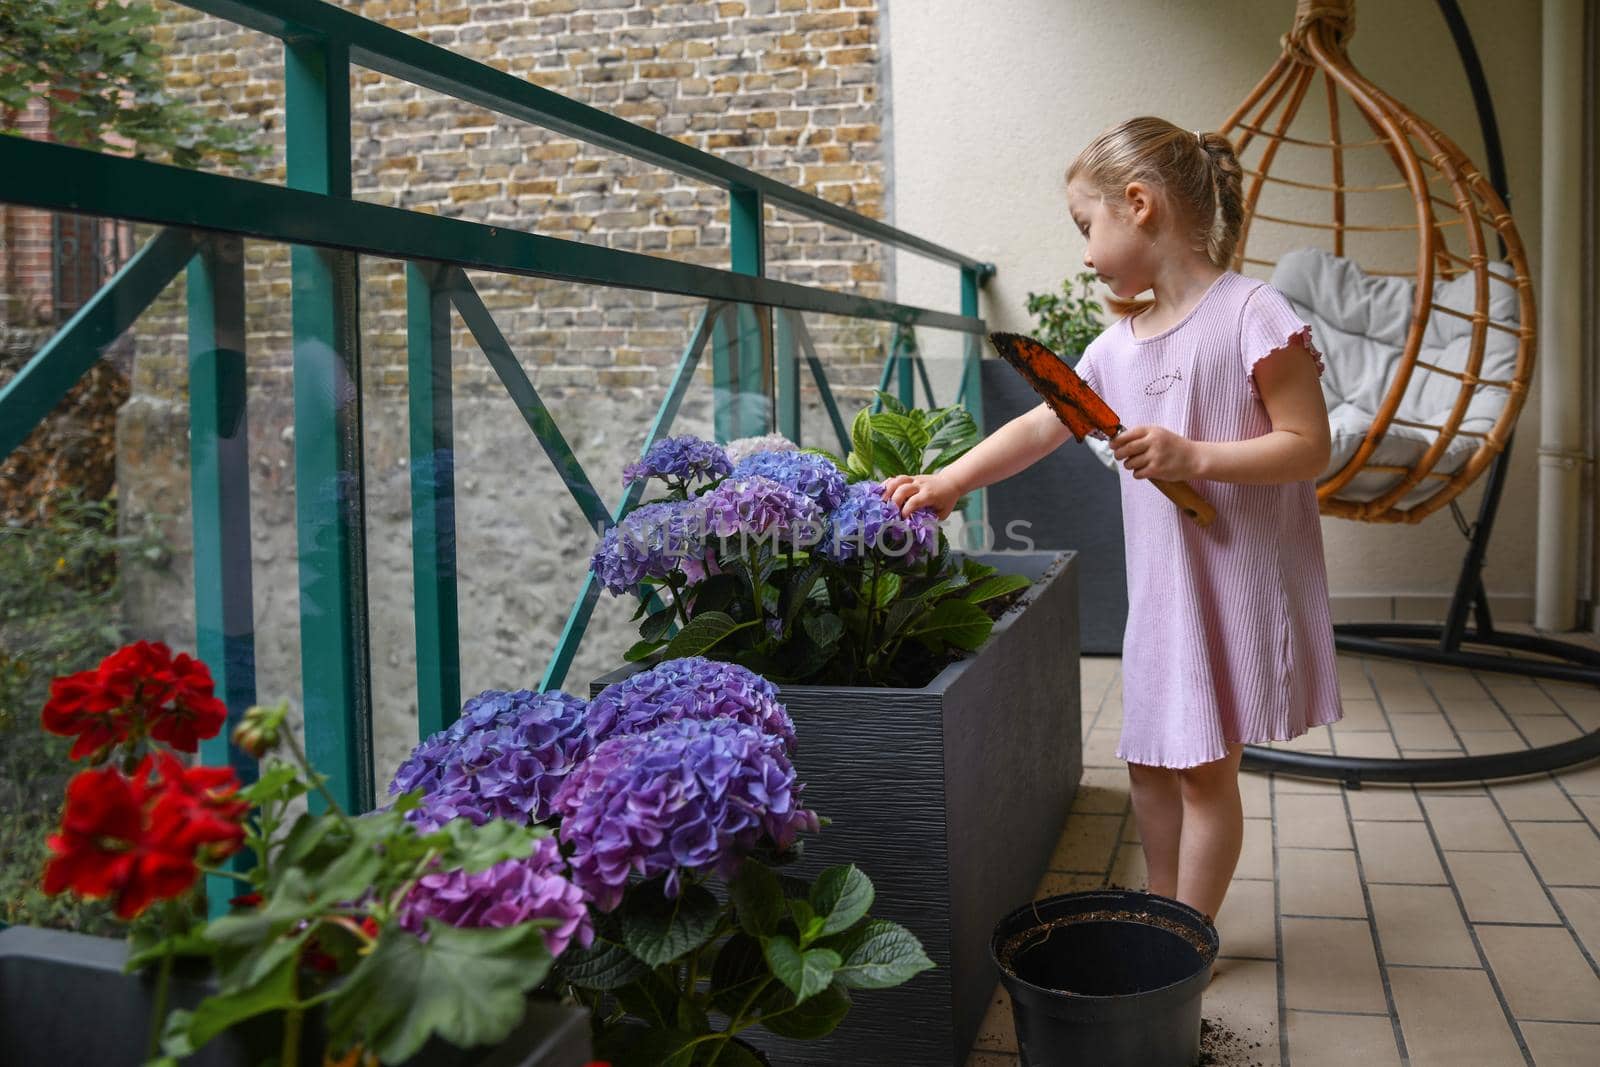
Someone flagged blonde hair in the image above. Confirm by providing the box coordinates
[1066,116,1244,316]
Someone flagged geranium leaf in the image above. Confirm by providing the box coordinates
[432,817,540,874]
[325,920,552,1063]
[756,982,852,1039]
[730,859,785,938]
[762,936,840,1005]
[167,939,299,1052]
[809,865,874,938]
[825,919,935,990]
[620,883,721,967]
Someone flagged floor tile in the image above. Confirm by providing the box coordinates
[1278,847,1367,918]
[1420,669,1488,700]
[1367,884,1478,967]
[1518,715,1584,747]
[1236,818,1274,880]
[1513,820,1600,887]
[1082,727,1120,768]
[1519,1021,1600,1066]
[1460,730,1527,755]
[1387,712,1458,750]
[1282,916,1386,1013]
[1420,794,1517,851]
[1108,841,1147,889]
[1047,812,1122,874]
[1474,924,1600,1022]
[972,983,1016,1052]
[1354,821,1447,884]
[1550,886,1600,964]
[1239,770,1270,818]
[1284,1011,1402,1067]
[1377,688,1440,715]
[1069,765,1130,814]
[1343,785,1422,822]
[1333,730,1401,759]
[1558,759,1600,797]
[1271,773,1342,795]
[1216,878,1276,959]
[1332,698,1390,731]
[1498,687,1566,716]
[1444,851,1560,923]
[1034,871,1107,897]
[1440,700,1514,733]
[1388,966,1524,1066]
[1275,793,1354,850]
[1204,957,1281,1059]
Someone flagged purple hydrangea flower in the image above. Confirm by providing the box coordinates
[730,450,848,512]
[588,499,711,595]
[388,689,594,828]
[622,435,732,489]
[821,479,940,566]
[398,836,594,958]
[586,656,795,751]
[699,475,826,552]
[723,433,799,465]
[554,717,819,911]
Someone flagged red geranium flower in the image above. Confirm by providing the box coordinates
[42,754,247,919]
[147,651,228,753]
[40,642,230,761]
[40,666,138,761]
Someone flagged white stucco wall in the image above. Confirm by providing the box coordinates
[885,0,1546,617]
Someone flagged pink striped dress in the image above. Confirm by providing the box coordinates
[1075,271,1344,768]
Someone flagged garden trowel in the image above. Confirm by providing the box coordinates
[987,332,1217,528]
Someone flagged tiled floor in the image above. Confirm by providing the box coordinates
[971,632,1600,1066]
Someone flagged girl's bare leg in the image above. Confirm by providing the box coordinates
[1127,760,1183,897]
[1174,742,1246,920]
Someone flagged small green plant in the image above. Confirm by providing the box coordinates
[807,391,980,483]
[1025,270,1105,362]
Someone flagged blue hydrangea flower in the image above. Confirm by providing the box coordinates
[820,479,940,565]
[586,656,795,751]
[588,499,711,595]
[723,433,799,465]
[388,689,594,828]
[554,716,819,911]
[699,475,825,552]
[730,450,848,512]
[622,435,732,489]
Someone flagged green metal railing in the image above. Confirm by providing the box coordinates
[0,0,993,814]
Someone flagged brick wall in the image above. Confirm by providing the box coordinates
[1,98,56,329]
[117,0,901,776]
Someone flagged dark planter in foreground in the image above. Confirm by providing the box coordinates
[593,549,1083,1066]
[982,358,1127,654]
[0,925,592,1067]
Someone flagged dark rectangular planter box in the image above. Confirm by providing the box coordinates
[593,549,1082,1066]
[0,925,592,1067]
[982,358,1128,654]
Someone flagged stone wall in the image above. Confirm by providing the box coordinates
[121,0,899,782]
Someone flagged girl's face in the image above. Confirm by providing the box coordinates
[1066,177,1156,300]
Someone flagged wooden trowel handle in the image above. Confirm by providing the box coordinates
[1151,478,1217,528]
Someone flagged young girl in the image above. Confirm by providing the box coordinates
[880,116,1343,925]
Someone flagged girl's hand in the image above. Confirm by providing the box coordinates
[879,472,960,521]
[1111,426,1201,481]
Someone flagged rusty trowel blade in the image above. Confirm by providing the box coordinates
[987,332,1122,440]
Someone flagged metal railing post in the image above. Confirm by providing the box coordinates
[286,35,375,813]
[960,266,986,525]
[407,262,460,739]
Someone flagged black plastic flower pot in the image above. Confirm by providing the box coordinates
[990,890,1219,1067]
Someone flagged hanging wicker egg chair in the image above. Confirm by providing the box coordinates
[1218,0,1536,524]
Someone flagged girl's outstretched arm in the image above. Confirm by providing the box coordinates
[1112,340,1331,485]
[882,401,1074,518]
